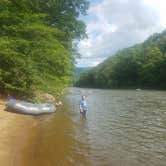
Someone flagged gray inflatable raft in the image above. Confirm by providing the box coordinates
[6,101,56,115]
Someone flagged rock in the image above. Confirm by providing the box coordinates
[56,100,63,106]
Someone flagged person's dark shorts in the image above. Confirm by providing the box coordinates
[81,110,87,115]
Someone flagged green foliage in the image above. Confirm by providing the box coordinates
[72,67,91,84]
[76,30,166,89]
[0,0,89,97]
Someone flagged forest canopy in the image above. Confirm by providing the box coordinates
[0,0,89,97]
[76,30,166,89]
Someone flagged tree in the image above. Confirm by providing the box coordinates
[76,29,166,89]
[0,0,89,96]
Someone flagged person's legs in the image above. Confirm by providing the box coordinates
[82,110,86,115]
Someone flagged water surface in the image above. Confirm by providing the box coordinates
[1,88,166,166]
[64,88,166,166]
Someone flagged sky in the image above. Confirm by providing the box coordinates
[76,0,166,67]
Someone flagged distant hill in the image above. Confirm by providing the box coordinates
[75,67,91,78]
[75,29,166,89]
[72,67,91,84]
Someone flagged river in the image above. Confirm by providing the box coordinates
[1,88,166,166]
[64,88,166,166]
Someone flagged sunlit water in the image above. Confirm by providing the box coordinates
[64,88,166,166]
[6,88,166,166]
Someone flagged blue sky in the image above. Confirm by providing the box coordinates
[76,0,166,67]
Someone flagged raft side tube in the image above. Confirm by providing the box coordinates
[6,101,56,115]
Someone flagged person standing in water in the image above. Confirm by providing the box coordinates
[79,95,87,115]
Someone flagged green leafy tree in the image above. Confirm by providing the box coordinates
[0,0,89,97]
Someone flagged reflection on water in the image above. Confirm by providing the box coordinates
[2,88,166,166]
[4,104,90,166]
[12,105,90,166]
[65,88,166,166]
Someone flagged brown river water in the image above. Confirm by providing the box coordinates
[0,88,166,166]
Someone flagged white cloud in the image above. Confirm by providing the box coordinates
[143,0,166,27]
[77,0,166,67]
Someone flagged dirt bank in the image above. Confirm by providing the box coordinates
[0,99,39,166]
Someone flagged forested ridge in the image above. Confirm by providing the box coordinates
[0,0,89,97]
[72,67,91,83]
[76,30,166,89]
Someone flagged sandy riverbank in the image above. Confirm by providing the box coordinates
[0,98,88,166]
[0,99,39,166]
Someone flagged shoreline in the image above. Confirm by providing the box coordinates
[72,86,166,91]
[0,99,39,166]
